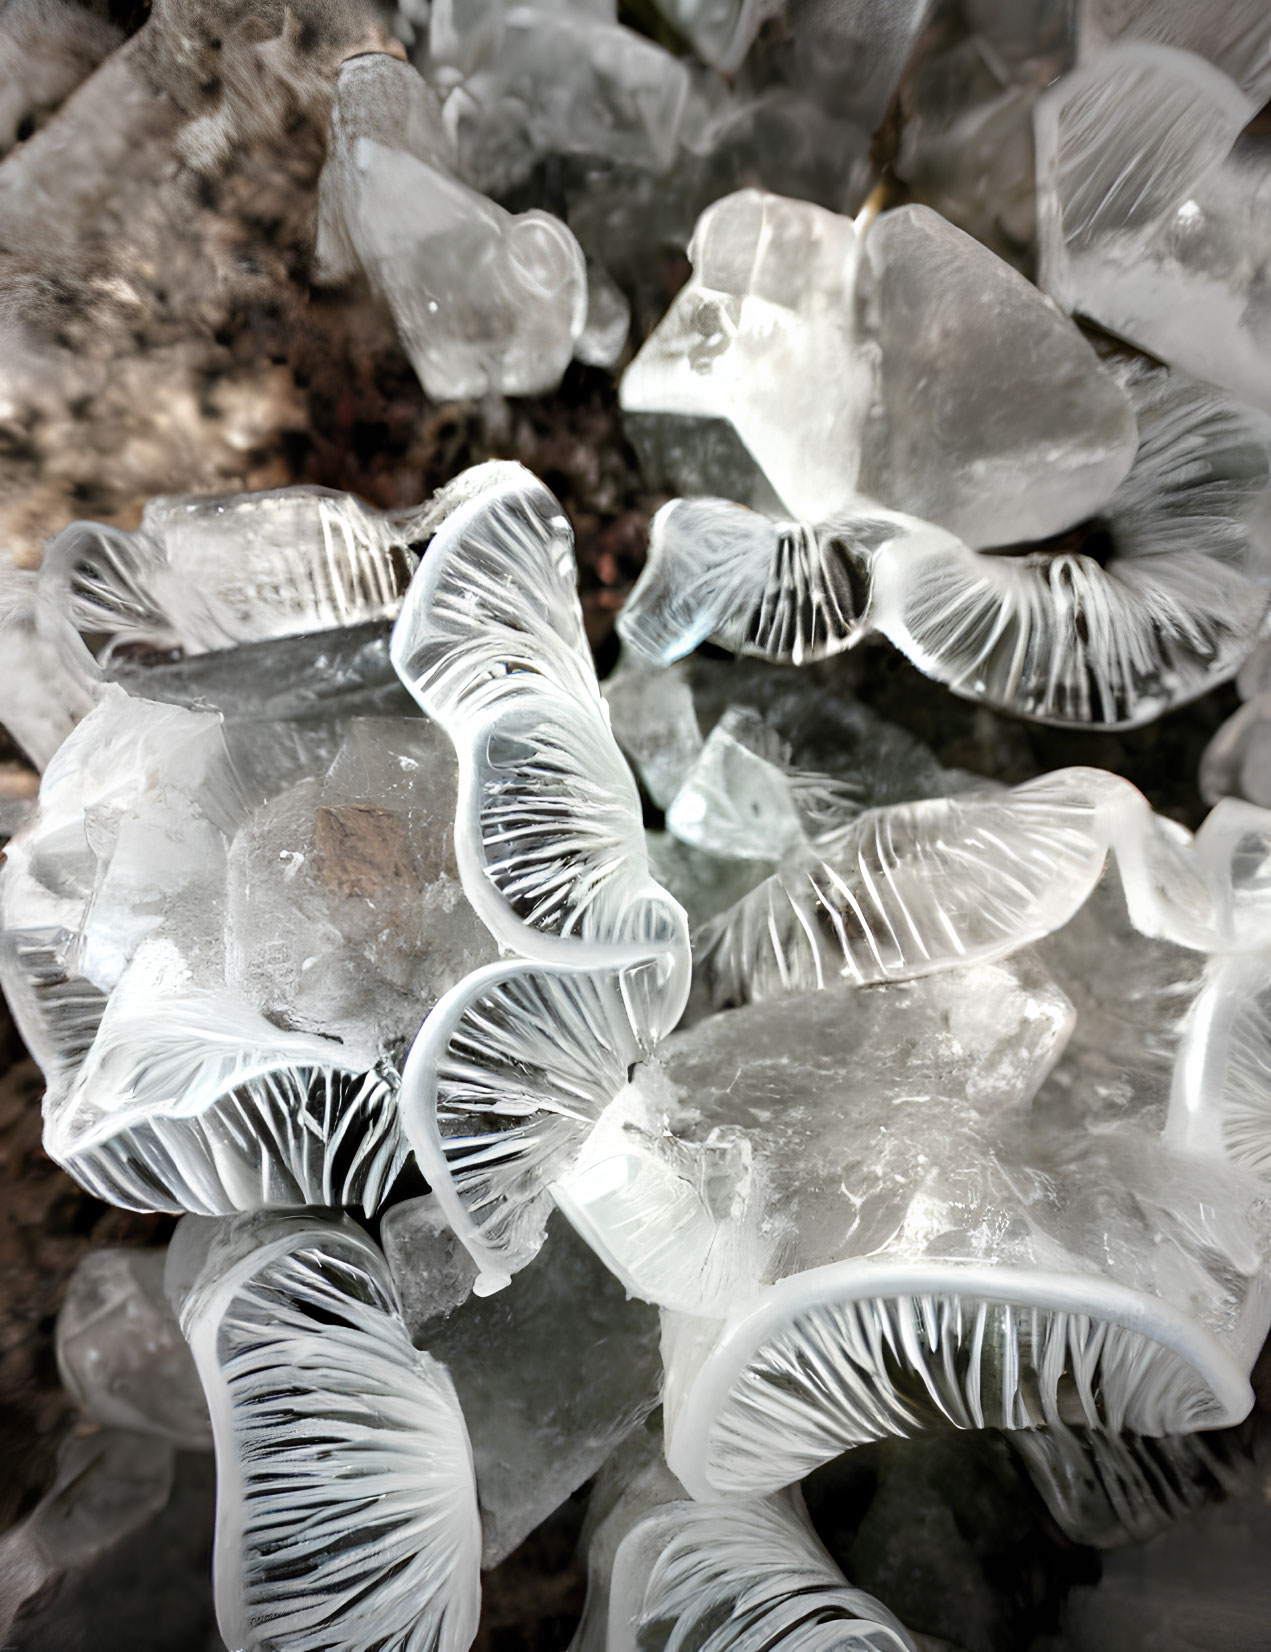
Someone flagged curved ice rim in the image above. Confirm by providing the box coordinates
[666,1257,1255,1500]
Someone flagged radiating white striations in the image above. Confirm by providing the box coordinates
[173,1212,481,1652]
[621,190,1135,548]
[390,462,689,1006]
[619,359,1271,729]
[39,484,422,661]
[1036,39,1271,413]
[570,1424,917,1652]
[391,462,691,1289]
[317,53,587,400]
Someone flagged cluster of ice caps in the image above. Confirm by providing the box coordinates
[4,457,1271,1647]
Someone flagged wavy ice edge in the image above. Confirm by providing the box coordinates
[664,1258,1261,1500]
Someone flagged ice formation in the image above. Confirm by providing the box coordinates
[172,1211,481,1652]
[571,1422,917,1652]
[6,1,1271,1646]
[1036,33,1271,413]
[317,53,588,400]
[619,356,1271,727]
[621,189,1137,545]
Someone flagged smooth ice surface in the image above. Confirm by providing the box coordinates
[666,707,811,862]
[175,1211,481,1652]
[571,1423,917,1652]
[602,656,703,810]
[0,1429,175,1644]
[1037,42,1271,412]
[0,556,100,768]
[381,1193,479,1328]
[409,1216,662,1566]
[318,53,587,399]
[0,689,241,1107]
[853,204,1136,548]
[621,191,1135,545]
[390,462,689,1017]
[41,485,421,660]
[56,1247,210,1449]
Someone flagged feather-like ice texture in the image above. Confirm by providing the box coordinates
[398,1215,661,1566]
[47,962,407,1215]
[41,485,421,660]
[867,360,1271,727]
[621,192,1135,546]
[1037,42,1271,414]
[174,1212,481,1652]
[317,55,586,400]
[56,1248,210,1449]
[1082,0,1271,105]
[0,555,100,768]
[694,770,1117,1007]
[571,1426,916,1652]
[559,963,1271,1496]
[391,462,689,1024]
[0,689,242,1104]
[1010,1421,1251,1549]
[1167,949,1271,1181]
[400,957,653,1291]
[433,2,690,197]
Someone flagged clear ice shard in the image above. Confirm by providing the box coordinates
[0,555,100,769]
[389,462,690,1000]
[1036,41,1271,413]
[554,961,1271,1498]
[665,707,814,863]
[570,1422,917,1652]
[1201,641,1271,808]
[171,1211,481,1652]
[621,357,1271,729]
[431,2,691,197]
[317,53,587,400]
[401,1214,661,1567]
[0,1428,175,1644]
[56,1246,211,1449]
[620,191,1136,547]
[1009,1422,1251,1549]
[0,688,242,1109]
[648,0,783,74]
[40,484,423,660]
[602,656,703,812]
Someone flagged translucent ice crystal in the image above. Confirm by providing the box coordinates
[557,961,1271,1497]
[1081,0,1271,105]
[571,1423,917,1652]
[621,358,1271,729]
[0,555,100,768]
[403,1215,661,1566]
[431,1,691,197]
[40,484,422,660]
[56,1247,211,1450]
[621,191,1136,547]
[172,1211,481,1652]
[390,462,689,999]
[1201,641,1271,809]
[1036,41,1271,413]
[318,53,588,399]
